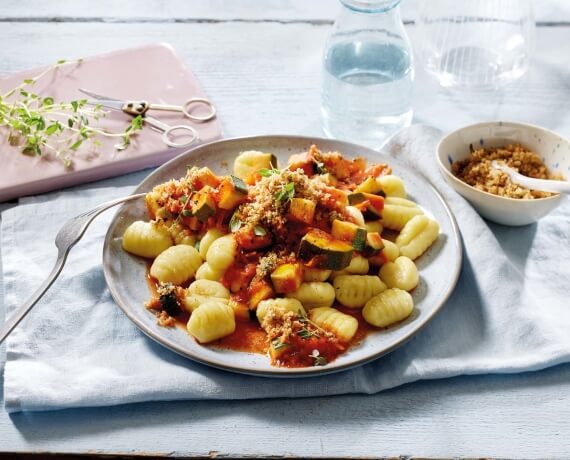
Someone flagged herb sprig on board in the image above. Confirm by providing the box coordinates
[0,59,143,168]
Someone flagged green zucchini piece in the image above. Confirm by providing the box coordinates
[331,219,367,251]
[298,229,353,270]
[363,231,385,257]
[355,176,381,194]
[230,175,248,194]
[288,197,316,224]
[348,192,384,220]
[348,193,366,206]
[192,189,216,222]
[270,263,303,294]
[269,153,279,169]
[218,175,249,210]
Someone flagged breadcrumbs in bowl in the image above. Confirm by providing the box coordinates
[451,144,559,200]
[437,121,570,226]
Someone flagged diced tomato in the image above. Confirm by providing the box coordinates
[273,332,346,368]
[222,263,257,292]
[368,251,389,266]
[235,229,273,250]
[248,279,274,309]
[191,168,220,190]
[365,193,385,212]
[321,186,348,208]
[364,163,391,178]
[182,216,202,231]
[288,151,315,176]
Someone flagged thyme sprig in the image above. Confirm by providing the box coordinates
[275,181,295,203]
[309,349,328,366]
[297,310,331,338]
[0,58,143,168]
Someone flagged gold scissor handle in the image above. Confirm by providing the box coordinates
[121,100,151,116]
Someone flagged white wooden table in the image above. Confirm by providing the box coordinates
[1,1,570,457]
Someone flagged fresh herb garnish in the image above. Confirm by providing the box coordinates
[253,225,267,236]
[309,349,327,366]
[182,209,193,217]
[229,212,242,233]
[258,168,281,177]
[297,328,316,339]
[180,195,188,204]
[271,339,287,350]
[0,59,143,168]
[315,161,327,174]
[275,182,295,203]
[115,115,144,151]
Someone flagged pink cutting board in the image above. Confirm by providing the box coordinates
[0,43,223,202]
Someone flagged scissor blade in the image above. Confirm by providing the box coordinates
[84,99,125,111]
[78,87,122,101]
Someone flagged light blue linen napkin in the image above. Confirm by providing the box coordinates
[2,125,569,412]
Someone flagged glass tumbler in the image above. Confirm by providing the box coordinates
[416,0,535,88]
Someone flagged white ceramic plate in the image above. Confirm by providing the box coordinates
[103,135,462,377]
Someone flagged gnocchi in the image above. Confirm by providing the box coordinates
[285,282,336,309]
[334,275,387,309]
[206,234,237,271]
[122,221,173,258]
[150,245,202,285]
[381,197,423,231]
[396,215,440,260]
[363,288,414,328]
[256,298,305,323]
[195,262,225,282]
[378,256,419,291]
[128,146,441,368]
[183,280,230,312]
[309,307,358,342]
[187,300,236,343]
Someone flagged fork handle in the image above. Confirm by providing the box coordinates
[0,254,66,345]
[0,192,146,346]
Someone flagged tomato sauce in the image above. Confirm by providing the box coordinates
[148,266,379,363]
[213,319,268,354]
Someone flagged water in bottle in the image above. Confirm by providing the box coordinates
[321,0,414,149]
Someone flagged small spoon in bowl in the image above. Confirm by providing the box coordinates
[491,161,570,194]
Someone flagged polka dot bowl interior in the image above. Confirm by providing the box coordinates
[436,121,570,226]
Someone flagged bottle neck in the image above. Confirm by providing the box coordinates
[339,0,400,14]
[334,0,403,32]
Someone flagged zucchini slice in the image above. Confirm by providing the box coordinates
[298,229,353,270]
[287,198,316,224]
[270,263,303,294]
[218,175,249,210]
[192,187,216,222]
[347,192,384,220]
[355,176,382,194]
[190,167,220,190]
[248,279,275,310]
[331,219,367,251]
[363,231,385,257]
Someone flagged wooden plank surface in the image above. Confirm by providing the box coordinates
[0,22,568,138]
[1,2,570,458]
[1,0,570,23]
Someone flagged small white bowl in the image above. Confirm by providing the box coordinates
[436,121,570,226]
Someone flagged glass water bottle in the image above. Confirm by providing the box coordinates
[321,0,414,148]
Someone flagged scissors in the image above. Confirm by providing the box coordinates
[79,88,216,148]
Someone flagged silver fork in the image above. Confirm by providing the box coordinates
[0,192,146,345]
